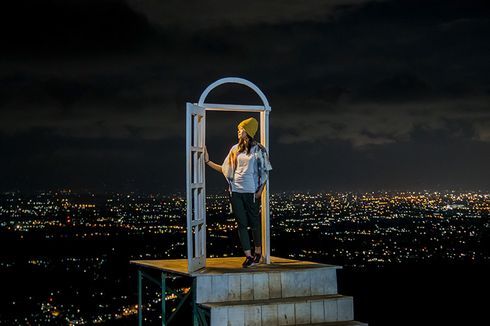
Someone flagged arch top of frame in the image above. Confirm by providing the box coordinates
[198,77,271,110]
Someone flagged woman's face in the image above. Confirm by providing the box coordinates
[237,127,248,140]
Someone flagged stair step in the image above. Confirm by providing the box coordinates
[201,294,343,307]
[196,267,339,303]
[201,294,354,326]
[309,322,368,326]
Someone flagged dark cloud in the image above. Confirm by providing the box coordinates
[1,0,156,56]
[359,73,432,102]
[126,0,381,31]
[273,96,490,147]
[0,129,186,193]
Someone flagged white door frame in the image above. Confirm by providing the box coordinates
[186,77,272,273]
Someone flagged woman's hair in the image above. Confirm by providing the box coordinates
[237,134,255,154]
[229,134,256,169]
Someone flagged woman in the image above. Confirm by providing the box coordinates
[204,117,272,268]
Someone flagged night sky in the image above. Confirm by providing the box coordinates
[1,0,489,193]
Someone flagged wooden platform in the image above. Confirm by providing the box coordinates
[130,256,341,276]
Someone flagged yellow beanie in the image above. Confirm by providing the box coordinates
[238,117,258,138]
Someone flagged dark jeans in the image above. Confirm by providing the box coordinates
[230,192,261,252]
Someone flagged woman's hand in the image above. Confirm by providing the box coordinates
[255,185,265,199]
[255,183,266,199]
[204,146,222,173]
[204,146,209,163]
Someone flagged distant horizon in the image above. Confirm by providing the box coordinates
[3,187,490,196]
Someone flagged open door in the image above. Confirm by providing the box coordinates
[186,103,206,272]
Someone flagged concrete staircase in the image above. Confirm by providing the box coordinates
[194,257,367,326]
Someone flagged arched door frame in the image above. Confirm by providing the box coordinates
[186,77,272,272]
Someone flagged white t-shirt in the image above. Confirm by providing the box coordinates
[230,146,258,193]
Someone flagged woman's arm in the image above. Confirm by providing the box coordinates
[206,160,222,173]
[204,146,222,173]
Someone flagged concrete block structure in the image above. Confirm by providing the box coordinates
[131,256,367,325]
